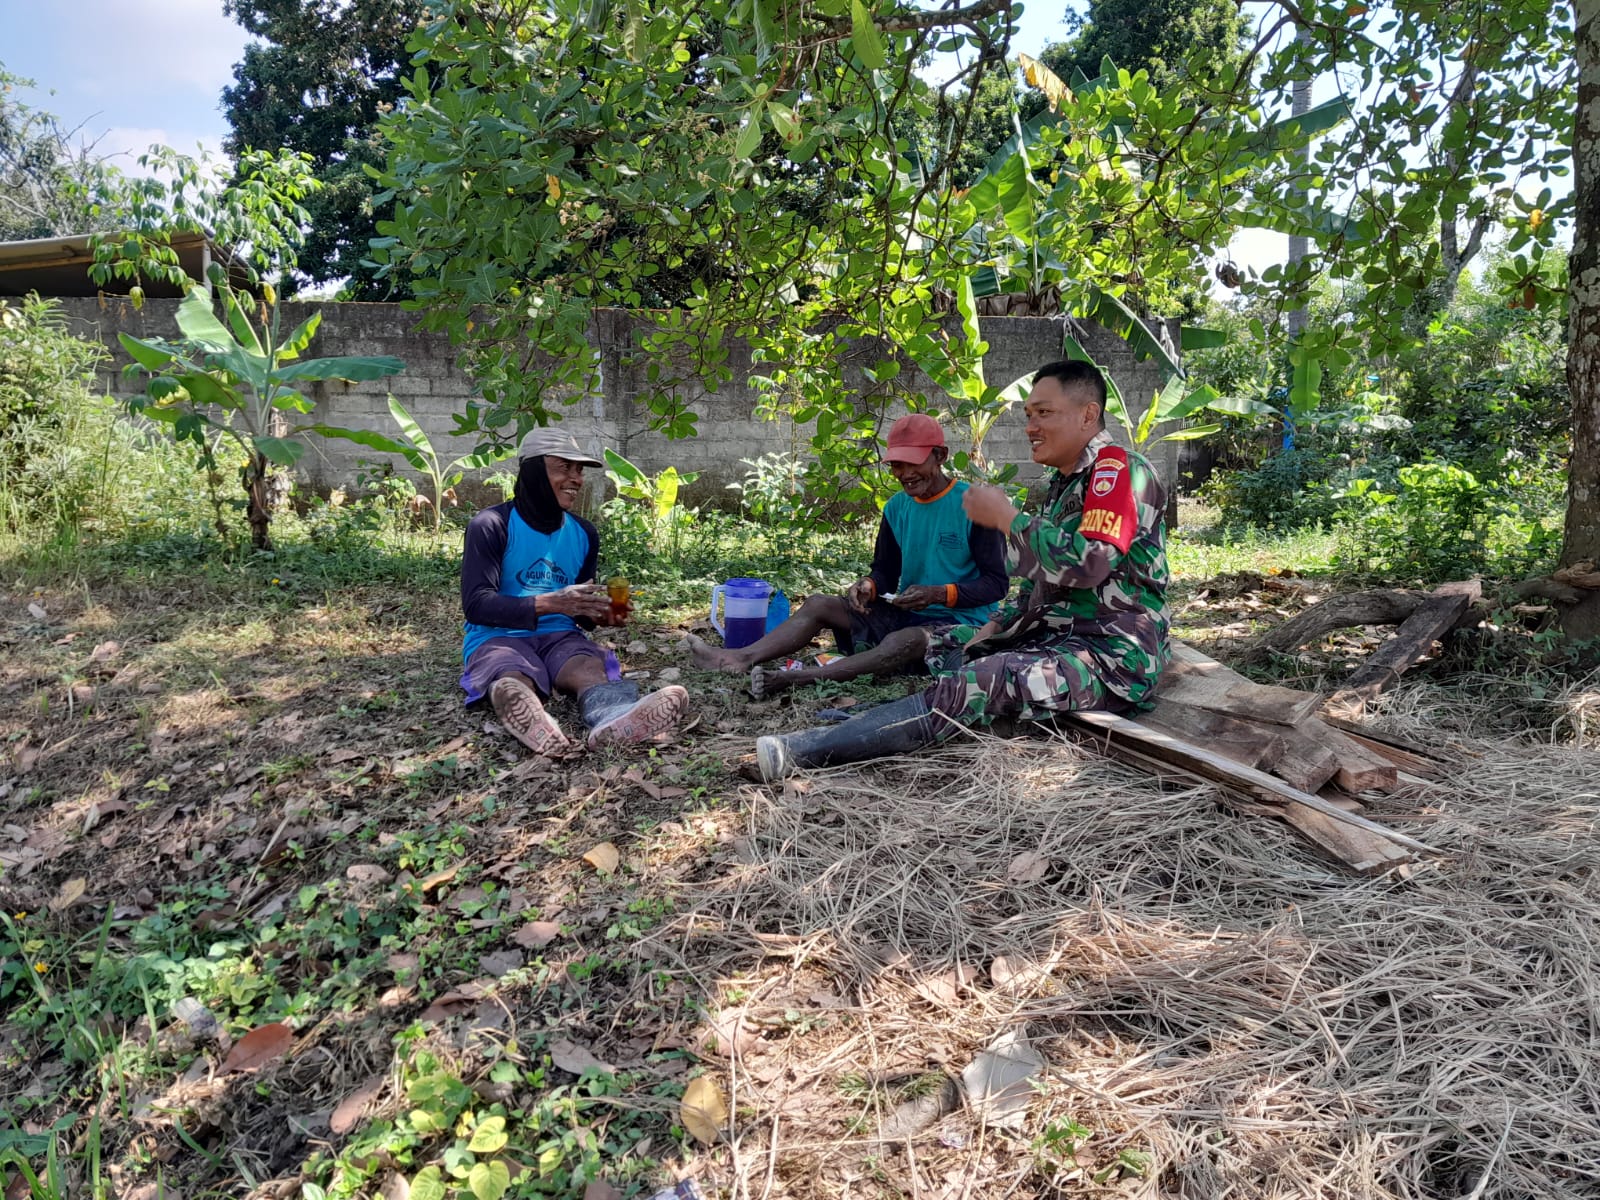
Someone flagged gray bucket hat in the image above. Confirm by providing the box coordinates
[517,427,605,467]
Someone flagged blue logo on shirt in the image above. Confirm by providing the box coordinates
[938,532,962,550]
[515,557,571,591]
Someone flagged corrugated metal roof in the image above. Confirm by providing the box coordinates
[0,230,241,297]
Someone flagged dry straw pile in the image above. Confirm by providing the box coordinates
[688,679,1600,1198]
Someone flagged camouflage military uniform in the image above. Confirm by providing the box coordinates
[923,430,1171,726]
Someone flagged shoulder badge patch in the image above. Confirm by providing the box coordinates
[1079,445,1136,553]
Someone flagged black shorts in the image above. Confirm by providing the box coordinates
[841,600,956,656]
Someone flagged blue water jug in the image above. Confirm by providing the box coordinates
[710,577,773,650]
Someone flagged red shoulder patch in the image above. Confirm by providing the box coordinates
[1079,446,1136,553]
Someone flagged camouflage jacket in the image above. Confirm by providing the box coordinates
[947,430,1171,699]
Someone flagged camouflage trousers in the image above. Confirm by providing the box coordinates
[922,636,1153,729]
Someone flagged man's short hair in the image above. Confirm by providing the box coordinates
[1033,359,1108,426]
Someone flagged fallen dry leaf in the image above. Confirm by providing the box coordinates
[697,1006,760,1059]
[1006,850,1051,883]
[912,964,981,1007]
[478,949,523,977]
[330,1074,386,1134]
[680,1074,728,1144]
[220,1022,293,1073]
[27,602,47,621]
[581,842,621,874]
[417,864,460,895]
[48,877,87,912]
[346,864,392,886]
[551,1037,615,1077]
[511,921,561,949]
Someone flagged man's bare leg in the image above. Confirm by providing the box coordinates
[751,626,932,697]
[686,594,853,673]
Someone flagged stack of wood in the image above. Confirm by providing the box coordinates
[1066,581,1484,875]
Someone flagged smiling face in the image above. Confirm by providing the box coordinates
[544,455,586,510]
[887,446,951,499]
[1024,377,1104,470]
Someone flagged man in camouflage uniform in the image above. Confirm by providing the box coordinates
[757,359,1170,781]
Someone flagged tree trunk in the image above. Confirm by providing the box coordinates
[247,452,275,551]
[1565,0,1600,638]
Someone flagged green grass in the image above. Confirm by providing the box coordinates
[1168,501,1338,580]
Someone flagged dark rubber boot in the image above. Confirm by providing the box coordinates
[579,680,689,750]
[755,694,941,782]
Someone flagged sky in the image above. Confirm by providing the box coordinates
[2,0,251,166]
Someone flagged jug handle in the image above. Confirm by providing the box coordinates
[710,583,725,637]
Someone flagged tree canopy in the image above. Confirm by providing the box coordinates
[221,0,425,298]
[0,66,123,241]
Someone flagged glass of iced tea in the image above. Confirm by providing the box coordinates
[606,576,631,624]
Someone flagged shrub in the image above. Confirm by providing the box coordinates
[1332,456,1563,584]
[0,295,211,549]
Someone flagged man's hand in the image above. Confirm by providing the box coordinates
[963,484,1020,531]
[845,577,877,613]
[539,583,612,622]
[891,585,944,611]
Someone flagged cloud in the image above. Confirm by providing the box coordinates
[93,127,230,171]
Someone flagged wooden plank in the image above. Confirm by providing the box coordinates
[1071,732,1405,874]
[1320,715,1444,767]
[1338,581,1481,700]
[1068,709,1434,857]
[1156,643,1323,728]
[1270,725,1342,793]
[1307,719,1400,793]
[1320,719,1442,778]
[1139,699,1286,772]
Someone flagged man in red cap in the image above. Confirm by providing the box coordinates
[686,414,1007,694]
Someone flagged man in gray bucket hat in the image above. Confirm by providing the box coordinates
[460,427,689,756]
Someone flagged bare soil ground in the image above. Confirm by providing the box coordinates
[4,573,1599,1200]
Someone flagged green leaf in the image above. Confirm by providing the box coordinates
[278,311,323,361]
[603,448,648,488]
[467,1160,510,1200]
[410,1167,448,1200]
[753,0,778,64]
[1085,289,1183,378]
[655,467,680,520]
[1289,353,1324,417]
[1179,327,1228,352]
[467,1115,508,1154]
[850,0,886,69]
[735,103,765,160]
[173,287,240,354]
[768,101,800,142]
[271,355,405,383]
[1205,395,1280,417]
[176,371,238,410]
[254,436,306,466]
[1161,383,1221,422]
[119,334,176,371]
[221,288,264,356]
[309,424,424,472]
[387,394,436,463]
[1156,422,1224,442]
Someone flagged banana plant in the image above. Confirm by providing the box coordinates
[312,395,514,533]
[1062,333,1275,449]
[119,269,405,549]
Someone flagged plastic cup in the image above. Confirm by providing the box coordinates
[607,576,631,623]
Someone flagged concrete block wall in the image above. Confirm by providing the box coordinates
[57,297,1180,502]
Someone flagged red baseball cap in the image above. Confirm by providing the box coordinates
[883,413,946,464]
